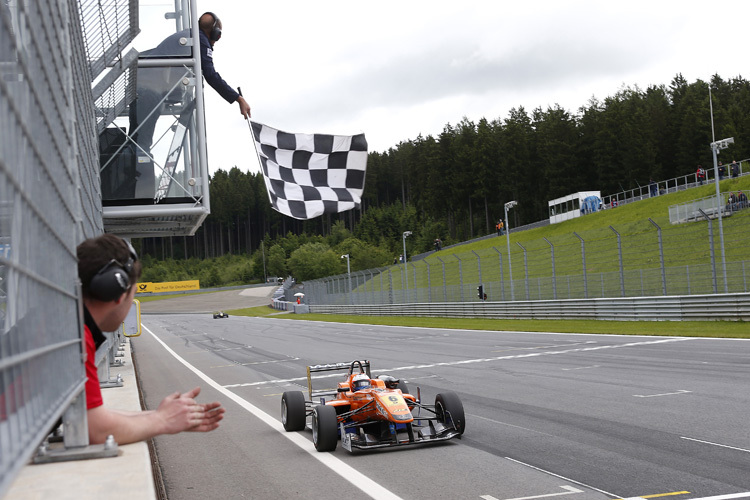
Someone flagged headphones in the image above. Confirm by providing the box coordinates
[88,240,138,302]
[205,12,222,42]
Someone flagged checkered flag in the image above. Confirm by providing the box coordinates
[250,121,368,220]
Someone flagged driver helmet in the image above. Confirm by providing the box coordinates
[351,374,371,391]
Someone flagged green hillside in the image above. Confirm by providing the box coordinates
[352,175,750,299]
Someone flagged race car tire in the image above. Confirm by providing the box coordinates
[396,381,410,396]
[281,391,307,431]
[435,392,465,435]
[312,405,338,452]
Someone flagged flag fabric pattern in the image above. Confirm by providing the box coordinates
[250,121,368,220]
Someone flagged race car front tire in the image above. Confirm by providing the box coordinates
[435,392,465,435]
[312,405,338,452]
[281,391,307,431]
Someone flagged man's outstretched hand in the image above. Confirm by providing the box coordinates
[156,386,226,434]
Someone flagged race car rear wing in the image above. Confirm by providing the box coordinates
[306,360,371,401]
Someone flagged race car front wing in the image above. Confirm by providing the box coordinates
[340,419,461,452]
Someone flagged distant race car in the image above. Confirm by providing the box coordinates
[281,359,465,452]
[212,311,229,319]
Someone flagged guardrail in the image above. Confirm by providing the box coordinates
[309,292,750,321]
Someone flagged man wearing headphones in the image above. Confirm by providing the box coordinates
[126,11,251,199]
[77,234,225,444]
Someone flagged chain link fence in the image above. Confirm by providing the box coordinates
[1,0,105,495]
[304,211,750,306]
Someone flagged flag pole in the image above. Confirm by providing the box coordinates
[238,87,263,170]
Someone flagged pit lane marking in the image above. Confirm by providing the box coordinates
[211,357,300,369]
[680,437,750,454]
[143,324,405,500]
[481,485,583,500]
[680,494,750,500]
[505,457,617,497]
[616,492,689,499]
[492,341,596,353]
[223,337,688,388]
[633,390,692,398]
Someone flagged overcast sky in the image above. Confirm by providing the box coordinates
[145,0,749,175]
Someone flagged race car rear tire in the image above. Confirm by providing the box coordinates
[312,405,338,452]
[435,392,465,435]
[281,391,307,431]
[396,381,409,396]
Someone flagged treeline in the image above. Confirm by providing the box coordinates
[139,220,396,285]
[138,74,750,269]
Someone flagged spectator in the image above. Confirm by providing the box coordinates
[696,165,706,185]
[649,179,658,197]
[718,162,726,180]
[433,238,442,251]
[726,192,737,212]
[730,160,740,178]
[77,234,225,445]
[738,190,748,209]
[496,219,504,236]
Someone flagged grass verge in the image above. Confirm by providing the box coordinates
[250,313,749,339]
[226,305,289,317]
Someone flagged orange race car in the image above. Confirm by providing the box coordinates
[281,360,465,452]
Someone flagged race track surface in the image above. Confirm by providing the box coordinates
[131,305,750,500]
[138,285,279,314]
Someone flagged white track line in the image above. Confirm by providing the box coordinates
[225,337,689,388]
[142,324,404,500]
[505,457,618,498]
[681,437,750,454]
[684,494,750,500]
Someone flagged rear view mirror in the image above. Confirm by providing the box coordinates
[121,299,141,337]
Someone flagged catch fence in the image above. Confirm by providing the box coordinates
[0,0,125,495]
[304,211,750,308]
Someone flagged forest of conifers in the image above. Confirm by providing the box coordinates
[138,74,750,271]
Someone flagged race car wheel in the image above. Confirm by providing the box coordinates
[435,392,465,435]
[281,391,307,431]
[396,381,409,395]
[312,405,338,452]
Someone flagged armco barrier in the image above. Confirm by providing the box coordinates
[308,292,750,321]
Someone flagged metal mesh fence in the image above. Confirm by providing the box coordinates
[1,0,104,495]
[305,211,750,306]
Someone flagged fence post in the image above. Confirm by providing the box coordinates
[388,269,394,304]
[698,209,718,293]
[413,264,418,303]
[609,226,625,297]
[436,256,447,302]
[543,238,556,299]
[573,232,588,298]
[453,254,464,302]
[516,242,530,300]
[426,261,432,303]
[648,218,667,296]
[492,247,505,301]
[471,250,483,292]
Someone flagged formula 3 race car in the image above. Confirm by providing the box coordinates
[212,311,229,319]
[281,360,465,452]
